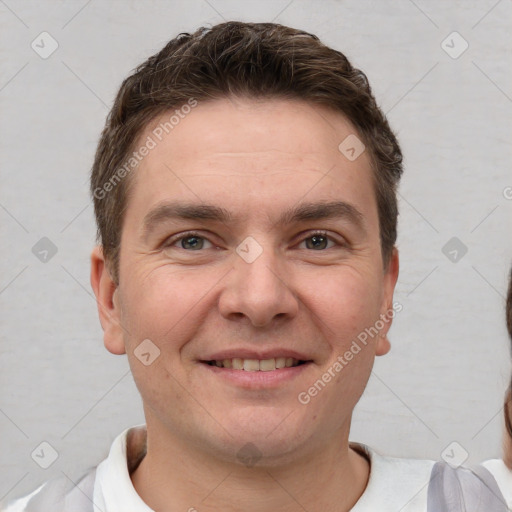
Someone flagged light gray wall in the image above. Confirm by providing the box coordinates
[1,0,511,502]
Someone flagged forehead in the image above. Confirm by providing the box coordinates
[141,97,368,170]
[126,97,376,227]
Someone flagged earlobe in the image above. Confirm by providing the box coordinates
[90,246,126,355]
[375,334,391,356]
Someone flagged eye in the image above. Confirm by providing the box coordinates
[164,232,214,251]
[299,231,340,250]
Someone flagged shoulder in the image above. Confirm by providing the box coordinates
[353,442,435,482]
[481,458,512,510]
[350,443,435,511]
[1,467,97,512]
[2,484,44,512]
[2,426,140,512]
[350,444,511,512]
[428,459,510,511]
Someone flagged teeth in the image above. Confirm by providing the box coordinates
[210,357,302,370]
[275,357,286,369]
[243,359,260,372]
[232,358,243,370]
[259,358,276,371]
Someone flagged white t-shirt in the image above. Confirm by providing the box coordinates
[482,458,512,510]
[94,426,436,512]
[5,424,508,511]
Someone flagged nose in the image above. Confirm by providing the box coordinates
[218,239,299,328]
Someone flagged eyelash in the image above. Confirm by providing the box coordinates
[163,230,344,251]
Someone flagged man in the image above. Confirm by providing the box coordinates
[3,21,507,512]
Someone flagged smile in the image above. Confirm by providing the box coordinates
[205,357,307,371]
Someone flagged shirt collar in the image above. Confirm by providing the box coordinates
[95,425,433,512]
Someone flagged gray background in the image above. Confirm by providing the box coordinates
[1,0,511,502]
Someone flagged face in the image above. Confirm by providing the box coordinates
[91,97,399,465]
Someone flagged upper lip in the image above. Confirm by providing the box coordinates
[201,349,312,362]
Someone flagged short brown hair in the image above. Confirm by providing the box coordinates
[504,266,512,469]
[90,21,403,284]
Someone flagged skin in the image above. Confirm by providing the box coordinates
[91,97,399,512]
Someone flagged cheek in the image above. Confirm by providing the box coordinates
[119,265,218,352]
[306,266,383,341]
[315,271,383,404]
[120,268,200,417]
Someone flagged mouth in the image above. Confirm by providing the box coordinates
[202,357,310,371]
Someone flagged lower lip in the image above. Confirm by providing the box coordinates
[199,362,312,388]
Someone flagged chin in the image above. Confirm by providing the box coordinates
[207,412,312,465]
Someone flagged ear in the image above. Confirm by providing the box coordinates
[376,247,400,357]
[90,246,126,355]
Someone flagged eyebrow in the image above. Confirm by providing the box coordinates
[142,200,365,239]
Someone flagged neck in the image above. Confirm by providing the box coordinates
[130,421,370,512]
